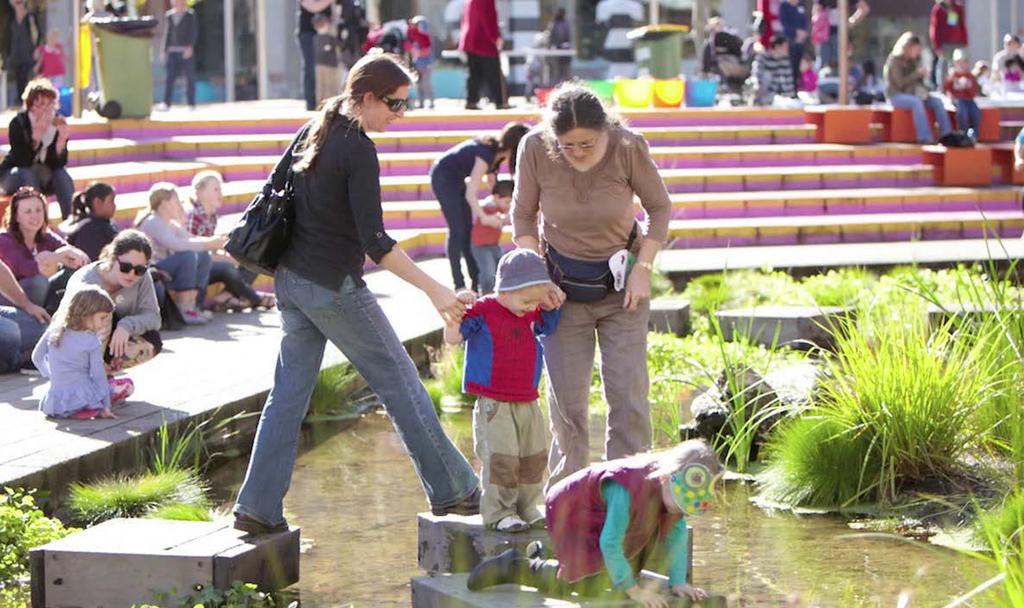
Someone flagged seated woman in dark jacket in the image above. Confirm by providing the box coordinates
[61,183,119,262]
[0,78,74,219]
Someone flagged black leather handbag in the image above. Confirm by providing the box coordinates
[225,126,308,275]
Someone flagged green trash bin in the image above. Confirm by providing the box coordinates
[90,17,158,119]
[627,24,690,79]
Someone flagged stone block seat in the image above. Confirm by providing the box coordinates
[921,145,994,187]
[990,141,1024,185]
[804,105,873,144]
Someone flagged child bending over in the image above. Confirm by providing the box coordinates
[467,439,723,605]
[444,249,561,532]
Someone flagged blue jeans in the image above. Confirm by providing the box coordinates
[955,98,981,135]
[431,171,478,290]
[0,305,45,373]
[298,31,317,111]
[156,251,212,291]
[164,51,196,107]
[3,165,75,219]
[890,93,953,143]
[471,245,502,294]
[234,267,479,526]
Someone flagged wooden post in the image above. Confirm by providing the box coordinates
[224,0,235,102]
[650,0,660,26]
[992,0,1000,60]
[838,0,849,105]
[257,0,269,100]
[72,0,82,117]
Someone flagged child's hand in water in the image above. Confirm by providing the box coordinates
[625,585,669,608]
[671,584,709,601]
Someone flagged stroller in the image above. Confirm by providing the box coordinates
[362,20,412,65]
[701,30,751,96]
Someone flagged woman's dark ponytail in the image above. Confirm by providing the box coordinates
[71,182,115,222]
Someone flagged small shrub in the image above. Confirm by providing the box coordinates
[956,492,1024,607]
[760,312,999,508]
[801,268,875,307]
[135,580,284,608]
[682,269,812,315]
[0,488,75,607]
[68,469,209,526]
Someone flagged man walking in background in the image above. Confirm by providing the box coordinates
[159,0,198,110]
[459,0,507,110]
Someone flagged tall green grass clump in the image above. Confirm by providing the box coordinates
[306,364,357,421]
[952,492,1024,607]
[424,345,469,411]
[761,312,999,508]
[68,469,210,526]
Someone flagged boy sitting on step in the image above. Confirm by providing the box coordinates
[444,249,561,533]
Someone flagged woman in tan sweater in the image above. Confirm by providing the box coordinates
[512,83,672,489]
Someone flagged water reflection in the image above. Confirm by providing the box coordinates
[213,410,987,607]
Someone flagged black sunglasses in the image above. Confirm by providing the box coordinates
[380,95,409,113]
[117,260,148,276]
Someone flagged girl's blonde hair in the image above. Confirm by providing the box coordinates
[190,170,223,207]
[51,287,114,347]
[136,182,179,226]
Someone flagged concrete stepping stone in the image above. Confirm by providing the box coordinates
[30,518,298,607]
[650,298,691,336]
[715,306,851,350]
[417,512,549,574]
[411,573,728,607]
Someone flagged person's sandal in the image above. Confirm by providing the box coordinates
[431,487,481,516]
[257,294,277,310]
[233,512,290,535]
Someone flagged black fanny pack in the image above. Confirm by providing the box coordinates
[545,224,638,303]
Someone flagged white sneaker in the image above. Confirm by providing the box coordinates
[494,515,529,533]
[182,309,209,325]
[154,102,168,111]
[198,308,214,321]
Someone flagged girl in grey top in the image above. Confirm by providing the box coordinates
[33,287,115,419]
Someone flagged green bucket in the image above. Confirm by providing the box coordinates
[586,79,616,104]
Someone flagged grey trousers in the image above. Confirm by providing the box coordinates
[541,290,651,490]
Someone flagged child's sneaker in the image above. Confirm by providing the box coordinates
[494,515,529,533]
[182,309,209,325]
[109,377,135,404]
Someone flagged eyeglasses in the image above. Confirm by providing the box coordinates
[379,95,409,113]
[117,259,148,276]
[556,140,597,152]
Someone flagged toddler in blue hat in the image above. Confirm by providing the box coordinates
[444,249,561,532]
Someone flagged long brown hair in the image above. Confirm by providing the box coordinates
[293,51,414,173]
[50,286,114,347]
[99,229,153,266]
[475,121,531,175]
[6,187,49,245]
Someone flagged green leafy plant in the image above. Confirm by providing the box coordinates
[425,345,470,411]
[68,469,210,526]
[0,488,75,607]
[801,268,875,308]
[134,581,286,608]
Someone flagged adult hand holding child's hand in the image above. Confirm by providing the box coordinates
[429,285,468,325]
[540,284,565,311]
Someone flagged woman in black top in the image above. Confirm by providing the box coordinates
[232,52,481,535]
[0,78,74,219]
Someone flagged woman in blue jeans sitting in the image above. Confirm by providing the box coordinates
[136,183,226,325]
[430,121,529,292]
[884,32,953,144]
[231,52,481,535]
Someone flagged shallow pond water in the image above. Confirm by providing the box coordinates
[210,410,989,607]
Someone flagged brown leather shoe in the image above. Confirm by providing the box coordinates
[233,512,289,535]
[431,487,481,516]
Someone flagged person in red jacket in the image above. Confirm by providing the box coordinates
[458,0,508,109]
[929,0,967,89]
[944,48,981,138]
